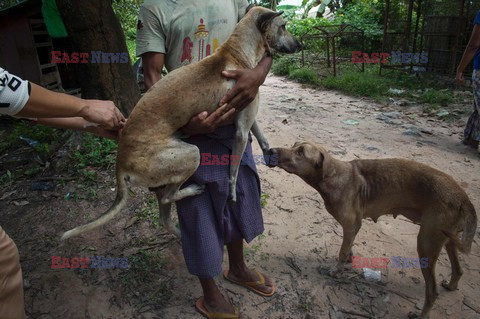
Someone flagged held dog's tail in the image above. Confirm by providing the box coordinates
[444,202,478,254]
[61,169,129,240]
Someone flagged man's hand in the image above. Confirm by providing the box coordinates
[181,103,236,136]
[79,100,126,130]
[219,55,272,111]
[455,71,464,85]
[219,68,263,111]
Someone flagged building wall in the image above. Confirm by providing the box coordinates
[0,13,41,84]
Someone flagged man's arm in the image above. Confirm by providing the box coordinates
[142,52,165,90]
[219,55,273,110]
[456,25,480,84]
[141,51,236,136]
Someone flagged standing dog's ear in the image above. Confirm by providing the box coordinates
[257,11,284,32]
[315,149,330,180]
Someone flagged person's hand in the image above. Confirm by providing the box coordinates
[219,68,264,111]
[181,103,236,136]
[456,71,464,85]
[79,100,126,130]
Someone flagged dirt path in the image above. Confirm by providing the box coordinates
[1,75,479,318]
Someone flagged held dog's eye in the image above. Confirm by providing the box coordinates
[296,147,304,157]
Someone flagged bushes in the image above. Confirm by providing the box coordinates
[289,68,320,84]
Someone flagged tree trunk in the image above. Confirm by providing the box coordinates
[56,0,140,116]
[271,0,277,11]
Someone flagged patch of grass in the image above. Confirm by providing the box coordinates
[0,170,14,187]
[289,67,320,85]
[298,294,314,313]
[137,194,160,226]
[119,249,172,305]
[244,233,267,260]
[272,56,300,76]
[321,70,389,98]
[0,120,64,153]
[419,89,453,105]
[260,192,269,208]
[73,133,117,169]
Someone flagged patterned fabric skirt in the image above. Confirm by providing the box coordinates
[175,124,264,278]
[464,70,480,143]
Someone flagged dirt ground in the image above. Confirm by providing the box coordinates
[1,74,479,319]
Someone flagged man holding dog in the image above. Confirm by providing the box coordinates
[136,1,275,317]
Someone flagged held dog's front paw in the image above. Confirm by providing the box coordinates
[228,192,237,203]
[192,184,206,195]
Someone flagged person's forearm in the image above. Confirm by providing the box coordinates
[255,55,273,84]
[16,83,87,118]
[144,70,162,90]
[37,117,121,140]
[457,45,478,73]
[36,117,90,131]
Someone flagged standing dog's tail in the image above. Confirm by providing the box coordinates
[444,202,478,254]
[61,169,129,240]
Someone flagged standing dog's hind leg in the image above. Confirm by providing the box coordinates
[409,227,446,319]
[441,240,463,291]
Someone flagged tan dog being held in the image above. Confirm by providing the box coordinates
[271,142,477,319]
[60,7,300,239]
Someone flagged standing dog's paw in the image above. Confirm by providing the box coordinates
[441,279,458,291]
[328,267,342,278]
[408,311,420,319]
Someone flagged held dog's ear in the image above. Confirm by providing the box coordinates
[257,11,284,31]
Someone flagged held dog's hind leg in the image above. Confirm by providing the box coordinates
[161,182,205,204]
[158,202,180,237]
[151,140,203,236]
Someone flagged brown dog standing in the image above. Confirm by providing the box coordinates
[271,142,477,319]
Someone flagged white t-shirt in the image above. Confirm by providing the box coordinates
[136,0,249,71]
[0,67,30,116]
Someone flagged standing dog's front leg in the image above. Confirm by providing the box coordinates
[229,97,259,203]
[330,219,361,277]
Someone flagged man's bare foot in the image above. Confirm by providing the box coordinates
[199,278,238,317]
[225,266,275,296]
